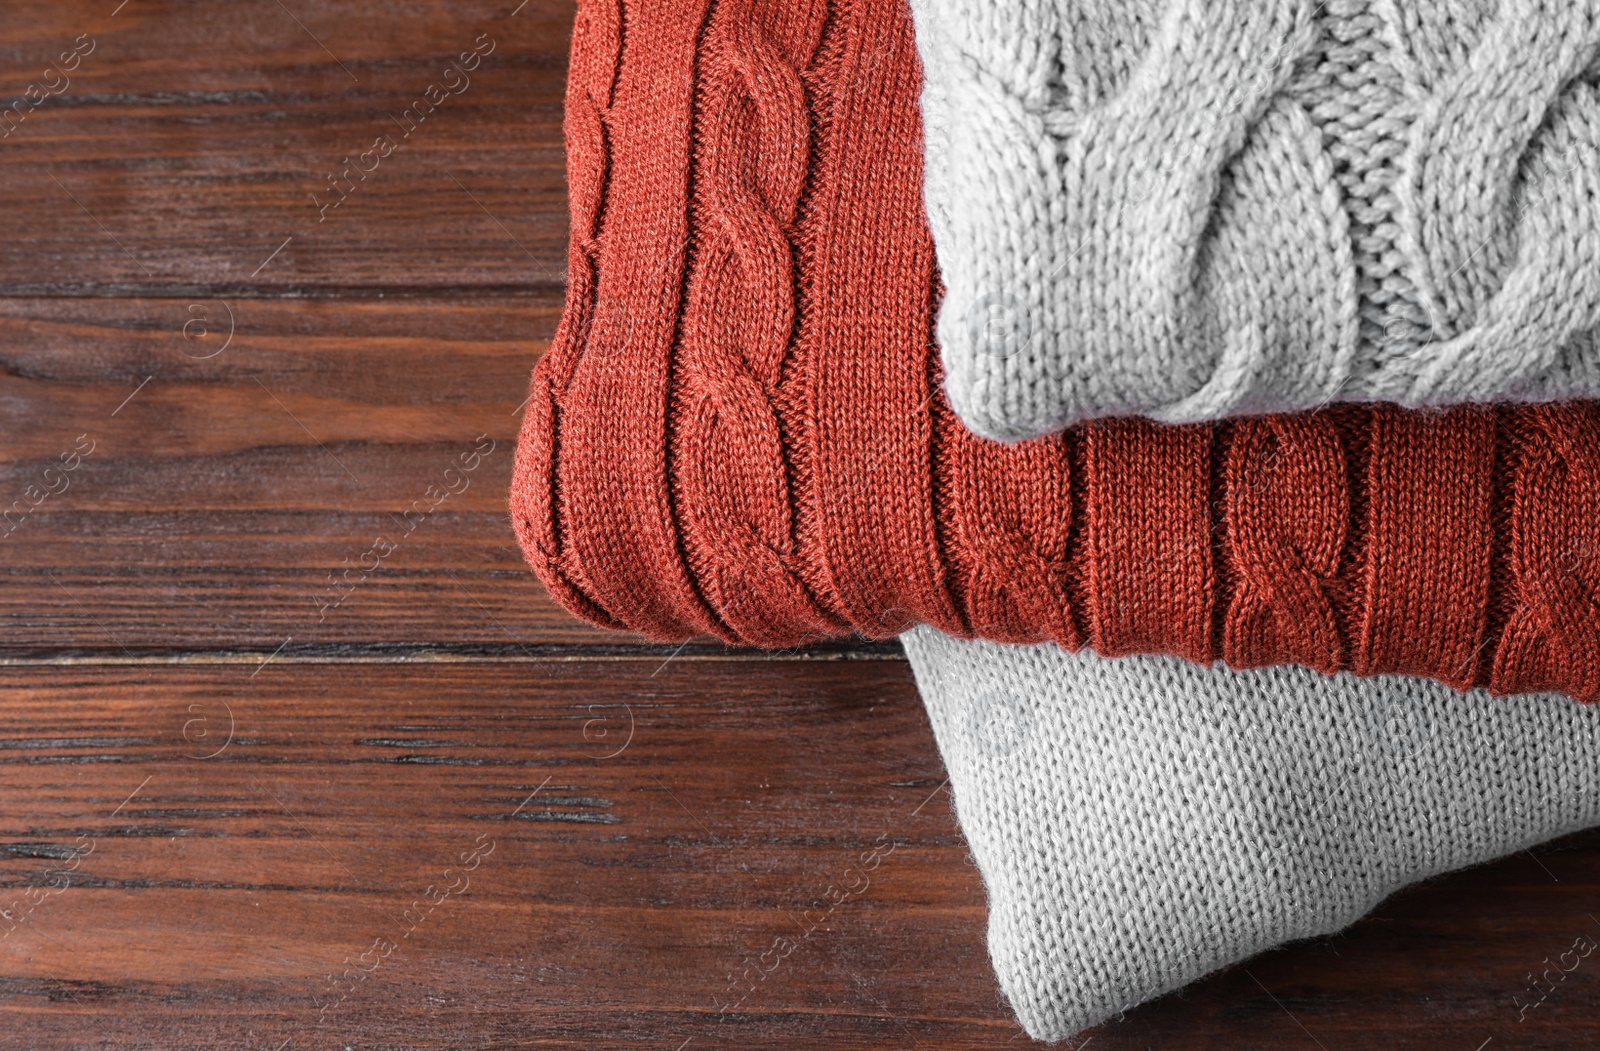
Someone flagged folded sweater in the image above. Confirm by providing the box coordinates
[913,0,1600,440]
[902,627,1600,1042]
[512,0,1600,704]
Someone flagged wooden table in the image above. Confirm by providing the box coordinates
[1,2,1595,1047]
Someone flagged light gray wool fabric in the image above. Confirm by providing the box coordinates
[901,626,1600,1042]
[912,0,1600,440]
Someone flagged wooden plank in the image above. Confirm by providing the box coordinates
[0,292,604,651]
[0,659,1595,1048]
[0,293,890,656]
[0,0,571,292]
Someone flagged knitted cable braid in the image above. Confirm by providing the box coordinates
[901,626,1600,1042]
[511,0,1600,705]
[913,0,1600,440]
[674,0,842,643]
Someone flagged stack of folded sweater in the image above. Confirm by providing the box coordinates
[512,0,1600,1040]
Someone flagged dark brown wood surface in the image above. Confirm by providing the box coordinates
[1,2,1596,1048]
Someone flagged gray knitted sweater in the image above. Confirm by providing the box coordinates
[903,627,1600,1041]
[913,0,1600,440]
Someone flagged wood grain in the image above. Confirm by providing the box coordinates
[1,1,1597,1049]
[0,291,890,655]
[0,0,571,293]
[0,293,589,652]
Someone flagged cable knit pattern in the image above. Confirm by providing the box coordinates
[674,0,839,644]
[1222,415,1348,674]
[902,627,1600,1043]
[1493,406,1600,699]
[1391,12,1600,403]
[942,423,1079,648]
[912,0,1600,439]
[512,0,1600,704]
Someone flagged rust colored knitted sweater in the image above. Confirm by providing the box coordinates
[511,0,1600,703]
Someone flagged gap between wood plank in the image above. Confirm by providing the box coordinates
[0,641,907,665]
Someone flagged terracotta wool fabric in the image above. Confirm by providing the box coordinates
[512,0,1600,704]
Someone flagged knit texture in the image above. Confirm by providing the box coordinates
[913,0,1600,440]
[902,626,1600,1042]
[513,0,1600,703]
